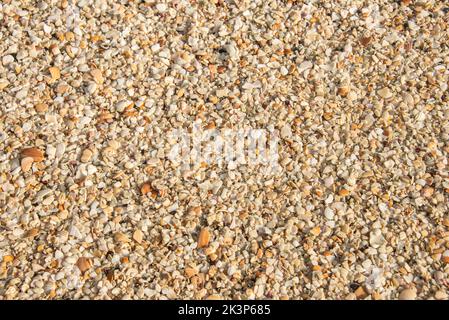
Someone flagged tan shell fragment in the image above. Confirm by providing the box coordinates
[90,68,104,84]
[114,232,130,243]
[141,183,152,195]
[21,147,44,162]
[421,187,434,198]
[3,255,14,263]
[21,157,34,172]
[132,229,143,244]
[65,46,76,58]
[359,36,371,47]
[189,206,202,216]
[197,228,210,248]
[310,226,321,236]
[81,149,93,163]
[185,267,198,278]
[337,86,349,97]
[442,218,449,227]
[48,67,61,81]
[115,100,133,113]
[35,103,48,113]
[355,286,368,299]
[55,83,69,94]
[377,87,393,99]
[76,257,92,273]
[25,228,39,238]
[339,189,350,197]
[399,288,416,300]
[0,79,9,90]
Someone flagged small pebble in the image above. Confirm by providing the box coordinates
[399,288,417,300]
[377,87,393,99]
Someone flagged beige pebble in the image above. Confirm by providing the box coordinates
[422,187,434,198]
[48,66,60,82]
[115,100,133,112]
[90,68,104,84]
[435,290,448,300]
[185,267,198,278]
[354,286,368,299]
[345,293,357,300]
[35,103,48,113]
[377,87,393,99]
[310,226,321,236]
[0,79,9,90]
[399,288,417,300]
[80,149,93,163]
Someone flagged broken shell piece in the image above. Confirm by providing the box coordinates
[76,257,92,273]
[197,228,210,248]
[337,86,349,97]
[377,87,393,99]
[48,67,61,82]
[35,103,48,113]
[399,288,416,300]
[0,79,9,90]
[185,267,198,278]
[115,100,133,113]
[141,183,152,195]
[133,229,143,244]
[21,157,34,172]
[90,68,104,84]
[369,229,386,248]
[114,232,130,243]
[80,149,93,163]
[21,147,44,162]
[421,187,434,198]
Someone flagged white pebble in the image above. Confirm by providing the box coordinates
[324,207,335,220]
[2,55,14,65]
